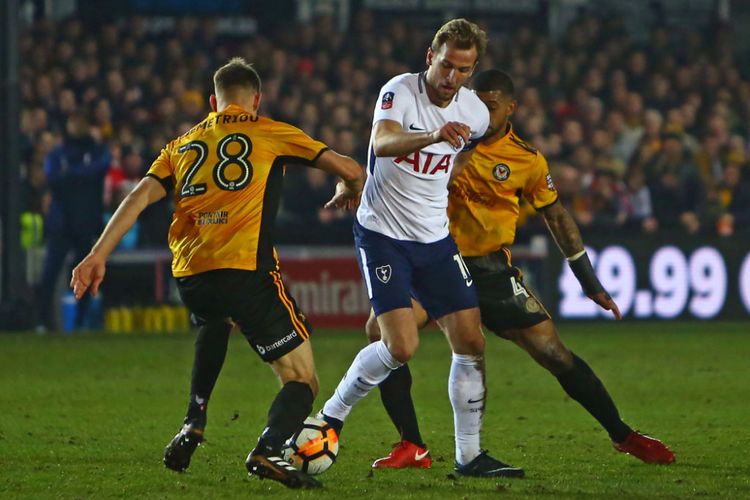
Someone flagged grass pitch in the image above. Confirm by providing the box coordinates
[2,322,749,499]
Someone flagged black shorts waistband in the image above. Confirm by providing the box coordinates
[463,249,512,273]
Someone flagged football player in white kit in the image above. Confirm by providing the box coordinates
[320,19,524,478]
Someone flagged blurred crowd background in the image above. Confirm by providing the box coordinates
[18,3,750,258]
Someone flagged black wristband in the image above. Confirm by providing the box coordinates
[568,252,605,296]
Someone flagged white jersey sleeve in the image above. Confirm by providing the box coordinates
[372,77,412,125]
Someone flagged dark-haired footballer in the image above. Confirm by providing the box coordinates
[366,69,675,469]
[70,57,363,489]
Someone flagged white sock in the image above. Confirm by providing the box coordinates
[449,352,485,465]
[322,341,402,422]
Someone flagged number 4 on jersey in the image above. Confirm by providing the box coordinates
[510,276,529,297]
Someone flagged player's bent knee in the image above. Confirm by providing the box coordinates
[382,337,418,363]
[275,364,319,396]
[453,333,485,355]
[271,341,319,394]
[445,323,485,355]
[281,372,319,397]
[289,367,319,397]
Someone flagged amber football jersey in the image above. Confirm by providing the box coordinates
[448,124,558,257]
[147,104,328,277]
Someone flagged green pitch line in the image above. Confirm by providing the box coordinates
[1,322,749,499]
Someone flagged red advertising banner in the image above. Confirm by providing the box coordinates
[278,248,370,328]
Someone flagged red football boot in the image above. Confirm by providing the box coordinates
[372,440,433,469]
[613,431,675,464]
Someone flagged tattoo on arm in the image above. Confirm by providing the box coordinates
[543,203,584,258]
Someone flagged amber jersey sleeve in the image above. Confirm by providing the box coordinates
[447,124,558,257]
[146,104,328,277]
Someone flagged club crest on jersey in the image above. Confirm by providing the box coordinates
[375,265,392,284]
[493,163,511,181]
[381,91,394,110]
[525,297,541,313]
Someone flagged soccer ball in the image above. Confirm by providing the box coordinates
[281,417,339,475]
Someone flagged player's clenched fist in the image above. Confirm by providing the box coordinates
[432,121,470,150]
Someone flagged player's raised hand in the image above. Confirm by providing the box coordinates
[324,179,361,210]
[70,253,107,299]
[433,121,471,150]
[590,291,622,320]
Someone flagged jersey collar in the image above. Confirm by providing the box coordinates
[221,104,249,114]
[483,122,513,147]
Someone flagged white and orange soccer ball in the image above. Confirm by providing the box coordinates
[281,417,339,475]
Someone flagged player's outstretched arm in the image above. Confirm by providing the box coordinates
[372,119,470,158]
[541,201,622,319]
[70,177,167,299]
[314,150,365,210]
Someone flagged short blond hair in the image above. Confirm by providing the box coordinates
[431,18,487,60]
[213,57,261,94]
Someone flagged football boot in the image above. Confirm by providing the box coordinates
[455,450,525,478]
[614,431,675,464]
[372,440,432,469]
[245,451,322,489]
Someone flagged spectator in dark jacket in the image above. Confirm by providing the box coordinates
[36,110,110,332]
[645,132,704,233]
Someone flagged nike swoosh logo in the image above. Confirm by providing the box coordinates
[415,450,430,461]
[409,124,425,131]
[467,397,484,404]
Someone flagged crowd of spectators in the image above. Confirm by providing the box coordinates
[19,9,750,251]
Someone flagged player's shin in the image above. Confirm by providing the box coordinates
[322,341,402,427]
[556,352,632,443]
[449,353,486,465]
[186,320,232,428]
[379,364,425,446]
[254,381,315,455]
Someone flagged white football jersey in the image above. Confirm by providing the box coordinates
[356,72,490,243]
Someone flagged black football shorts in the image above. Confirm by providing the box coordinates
[464,250,551,338]
[176,268,311,362]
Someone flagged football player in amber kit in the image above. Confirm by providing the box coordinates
[70,57,363,489]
